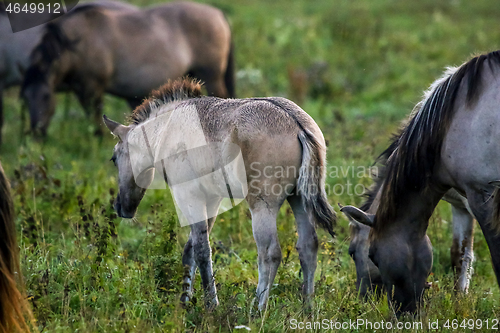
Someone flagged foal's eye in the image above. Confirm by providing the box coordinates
[110,156,117,166]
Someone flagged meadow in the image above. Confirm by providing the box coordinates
[3,0,500,331]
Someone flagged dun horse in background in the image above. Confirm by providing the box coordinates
[341,50,500,315]
[103,78,335,310]
[0,1,136,144]
[22,2,234,136]
[0,161,34,332]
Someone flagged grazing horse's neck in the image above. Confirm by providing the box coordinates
[376,181,447,237]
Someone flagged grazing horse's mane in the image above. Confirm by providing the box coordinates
[21,22,75,91]
[128,78,203,125]
[373,50,500,232]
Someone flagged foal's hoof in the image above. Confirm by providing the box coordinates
[180,292,194,307]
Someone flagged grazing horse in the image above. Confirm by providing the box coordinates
[341,50,500,315]
[0,161,34,332]
[103,78,336,309]
[344,148,475,298]
[22,1,234,136]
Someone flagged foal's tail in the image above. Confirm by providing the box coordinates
[0,164,34,333]
[297,129,336,238]
[224,41,236,98]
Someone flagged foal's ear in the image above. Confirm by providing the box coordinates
[339,204,374,227]
[103,115,131,140]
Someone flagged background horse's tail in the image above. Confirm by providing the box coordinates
[224,41,236,98]
[0,164,33,333]
[297,129,336,238]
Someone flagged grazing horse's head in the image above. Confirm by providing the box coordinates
[20,67,56,136]
[346,218,383,298]
[341,205,433,315]
[103,115,155,218]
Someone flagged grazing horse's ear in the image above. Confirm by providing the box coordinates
[103,115,130,140]
[339,204,374,227]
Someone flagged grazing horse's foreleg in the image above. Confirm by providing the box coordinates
[466,190,500,288]
[288,194,318,307]
[248,199,282,311]
[181,198,220,305]
[450,204,474,293]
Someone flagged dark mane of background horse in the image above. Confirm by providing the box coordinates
[373,51,500,234]
[0,163,33,333]
[20,22,75,93]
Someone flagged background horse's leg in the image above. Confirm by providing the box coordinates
[450,204,475,293]
[192,68,229,98]
[76,88,104,136]
[181,198,220,305]
[248,200,282,311]
[288,194,318,308]
[126,97,143,110]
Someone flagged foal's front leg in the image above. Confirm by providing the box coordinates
[181,215,217,305]
[185,220,218,308]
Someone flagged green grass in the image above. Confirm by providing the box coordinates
[3,0,500,331]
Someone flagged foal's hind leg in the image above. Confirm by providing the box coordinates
[248,199,282,311]
[450,204,474,293]
[288,194,318,306]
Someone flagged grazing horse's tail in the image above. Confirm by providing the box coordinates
[297,129,336,238]
[224,41,235,98]
[0,164,33,333]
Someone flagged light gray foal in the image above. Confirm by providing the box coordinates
[104,78,336,310]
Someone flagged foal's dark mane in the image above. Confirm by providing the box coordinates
[372,51,500,232]
[128,77,203,125]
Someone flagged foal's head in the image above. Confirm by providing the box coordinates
[104,116,154,218]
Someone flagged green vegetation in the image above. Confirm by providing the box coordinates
[3,0,500,331]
